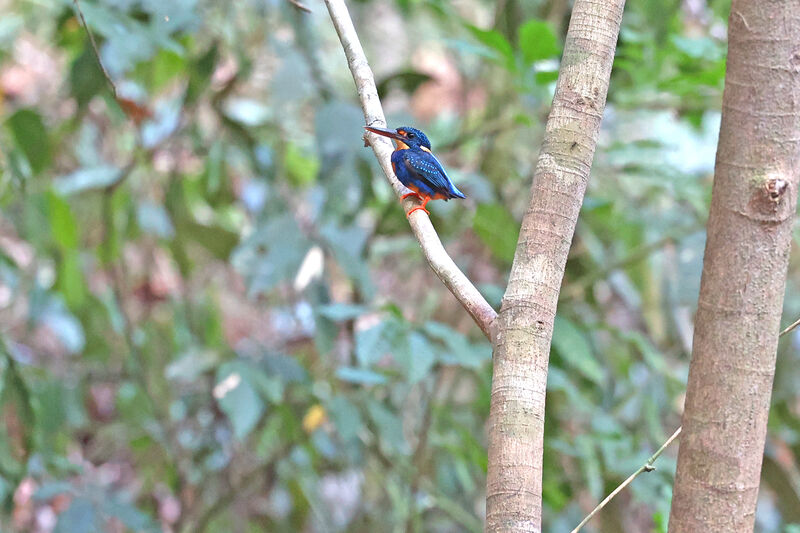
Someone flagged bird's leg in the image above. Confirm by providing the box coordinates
[406,196,430,217]
[401,192,423,201]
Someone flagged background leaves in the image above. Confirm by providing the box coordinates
[0,0,797,532]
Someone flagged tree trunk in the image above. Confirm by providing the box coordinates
[484,1,626,531]
[668,3,800,532]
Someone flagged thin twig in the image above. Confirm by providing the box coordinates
[287,0,312,13]
[72,0,117,98]
[571,426,682,533]
[779,316,800,337]
[323,0,497,340]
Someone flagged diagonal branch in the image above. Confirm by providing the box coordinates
[780,316,800,338]
[72,0,117,98]
[571,426,682,533]
[323,0,497,340]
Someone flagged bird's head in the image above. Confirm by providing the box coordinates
[365,125,432,151]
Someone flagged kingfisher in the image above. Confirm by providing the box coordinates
[365,125,466,216]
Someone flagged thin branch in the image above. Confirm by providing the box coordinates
[780,316,800,337]
[72,0,117,98]
[322,0,497,340]
[571,426,683,533]
[287,0,312,13]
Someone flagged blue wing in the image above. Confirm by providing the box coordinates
[402,151,466,199]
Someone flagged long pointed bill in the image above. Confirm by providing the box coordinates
[365,126,404,142]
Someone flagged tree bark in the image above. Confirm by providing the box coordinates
[485,1,626,531]
[668,3,800,532]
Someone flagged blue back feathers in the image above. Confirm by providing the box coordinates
[392,127,466,200]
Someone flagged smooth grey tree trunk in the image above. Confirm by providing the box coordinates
[668,2,800,531]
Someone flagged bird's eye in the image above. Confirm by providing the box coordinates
[407,132,415,138]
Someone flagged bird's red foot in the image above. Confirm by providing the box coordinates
[406,206,430,217]
[405,196,430,217]
[401,192,423,200]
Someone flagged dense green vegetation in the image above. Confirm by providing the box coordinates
[0,0,798,531]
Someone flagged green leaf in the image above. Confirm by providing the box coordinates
[473,203,519,264]
[69,48,106,108]
[102,495,156,531]
[535,69,560,85]
[6,108,51,175]
[223,98,271,126]
[423,321,490,369]
[624,330,668,373]
[518,19,560,64]
[0,476,10,504]
[54,166,123,195]
[355,322,391,367]
[48,192,78,251]
[376,70,433,99]
[576,434,603,499]
[185,44,218,104]
[466,25,515,71]
[428,489,484,533]
[137,201,175,239]
[177,219,238,260]
[149,49,187,93]
[317,304,367,322]
[55,497,97,533]
[552,316,605,384]
[320,222,372,296]
[285,143,320,186]
[546,367,596,413]
[231,214,310,294]
[366,400,409,455]
[262,353,309,383]
[38,299,85,353]
[314,100,365,158]
[327,395,363,442]
[58,250,86,308]
[336,367,387,385]
[165,349,219,382]
[0,354,34,466]
[34,482,73,501]
[671,35,722,60]
[215,363,266,440]
[397,332,436,384]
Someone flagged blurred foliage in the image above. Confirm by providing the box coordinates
[0,0,799,532]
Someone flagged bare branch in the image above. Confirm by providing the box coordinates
[287,0,312,13]
[322,0,497,340]
[72,0,117,98]
[571,426,682,533]
[779,316,800,337]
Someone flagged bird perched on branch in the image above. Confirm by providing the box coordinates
[365,125,466,216]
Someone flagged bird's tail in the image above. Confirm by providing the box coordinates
[448,183,466,199]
